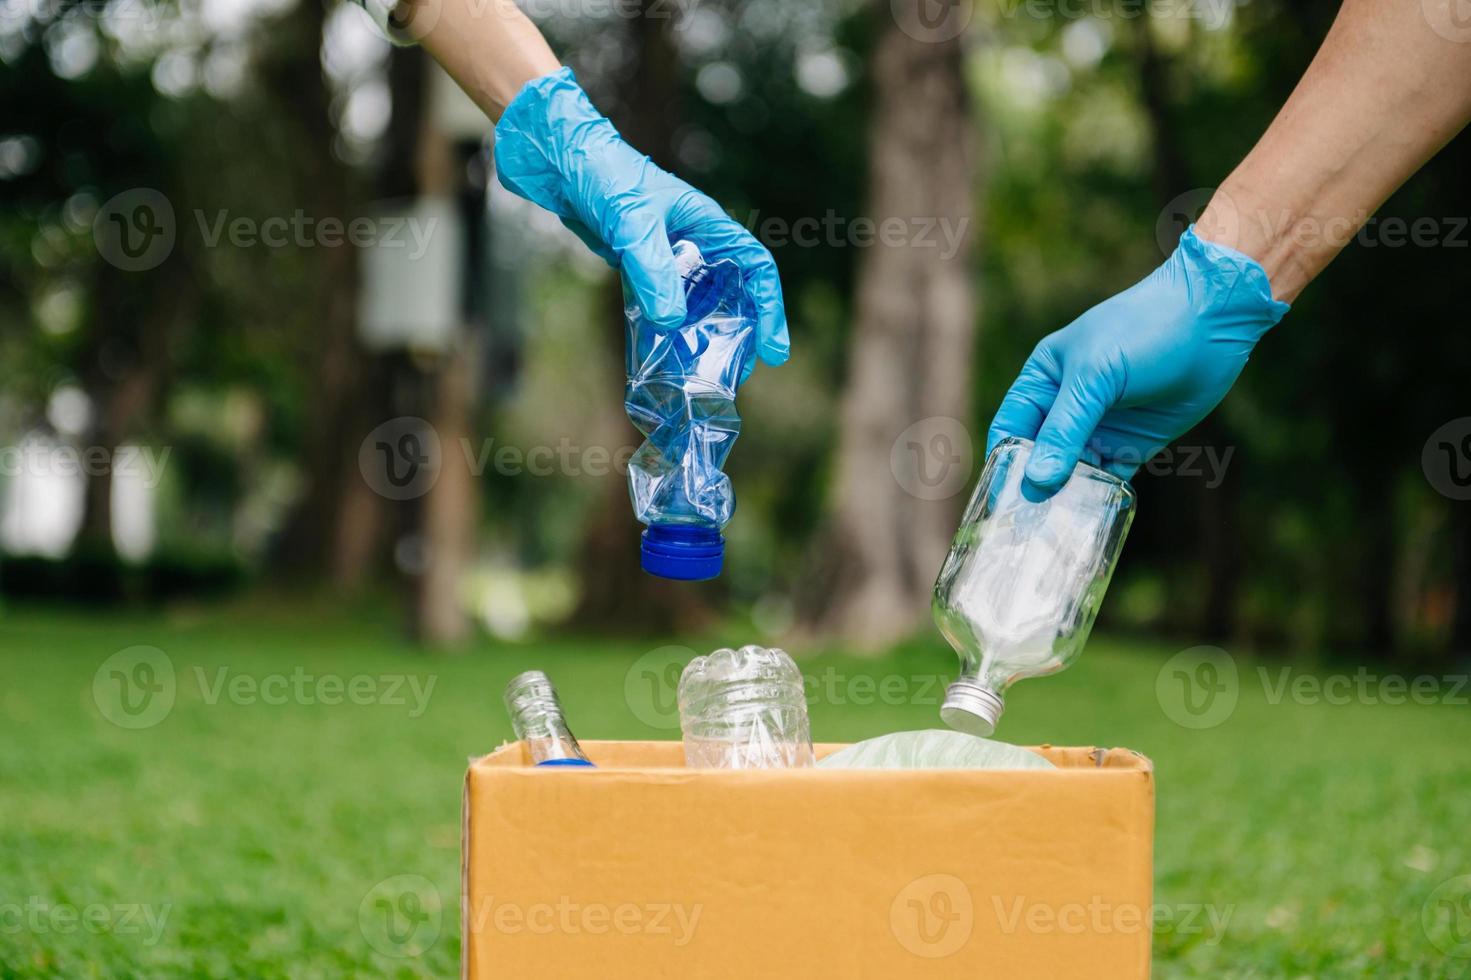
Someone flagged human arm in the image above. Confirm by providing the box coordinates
[393,0,559,122]
[989,0,1471,492]
[1197,0,1471,300]
[356,0,790,363]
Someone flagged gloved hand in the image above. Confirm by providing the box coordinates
[986,226,1290,494]
[493,67,789,368]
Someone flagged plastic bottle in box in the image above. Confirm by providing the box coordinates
[677,645,814,768]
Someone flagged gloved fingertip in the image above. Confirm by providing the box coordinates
[758,339,790,367]
[1023,447,1072,490]
[1020,476,1062,503]
[642,289,687,331]
[1022,444,1076,502]
[756,299,790,362]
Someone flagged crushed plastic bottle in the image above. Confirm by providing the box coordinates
[624,240,756,581]
[678,645,814,769]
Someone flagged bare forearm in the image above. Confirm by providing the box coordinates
[396,0,560,121]
[1196,0,1471,301]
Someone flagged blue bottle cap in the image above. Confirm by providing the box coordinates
[641,524,724,581]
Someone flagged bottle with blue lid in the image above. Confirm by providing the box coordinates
[503,671,594,766]
[624,240,757,581]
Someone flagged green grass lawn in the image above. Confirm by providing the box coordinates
[1,599,1469,978]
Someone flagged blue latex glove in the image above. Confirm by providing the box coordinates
[987,226,1290,494]
[493,67,789,368]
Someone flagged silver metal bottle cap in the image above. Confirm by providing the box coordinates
[940,680,1005,736]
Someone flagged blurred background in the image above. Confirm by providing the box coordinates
[2,0,1470,660]
[3,0,1471,975]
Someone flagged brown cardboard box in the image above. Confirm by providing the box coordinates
[463,740,1154,978]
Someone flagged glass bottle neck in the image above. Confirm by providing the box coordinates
[504,672,588,764]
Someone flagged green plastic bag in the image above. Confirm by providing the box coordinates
[817,730,1054,770]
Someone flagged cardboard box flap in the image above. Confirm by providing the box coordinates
[473,739,1152,773]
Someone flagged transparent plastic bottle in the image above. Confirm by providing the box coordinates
[677,645,815,769]
[503,671,594,767]
[932,437,1136,735]
[624,240,756,581]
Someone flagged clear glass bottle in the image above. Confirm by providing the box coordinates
[503,671,594,767]
[624,240,757,581]
[932,437,1136,735]
[677,645,815,769]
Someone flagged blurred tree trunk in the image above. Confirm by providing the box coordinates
[416,333,479,646]
[267,0,372,585]
[76,262,192,555]
[568,2,714,633]
[327,48,430,590]
[1135,16,1188,209]
[76,266,129,553]
[1134,17,1244,645]
[408,116,483,648]
[1451,506,1471,659]
[1193,418,1242,644]
[799,4,977,650]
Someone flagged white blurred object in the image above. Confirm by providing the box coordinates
[357,196,463,352]
[46,385,92,437]
[0,436,159,560]
[110,446,157,561]
[796,48,850,99]
[0,437,83,557]
[477,570,531,641]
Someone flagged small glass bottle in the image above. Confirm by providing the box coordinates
[503,671,594,767]
[932,437,1136,735]
[678,645,814,769]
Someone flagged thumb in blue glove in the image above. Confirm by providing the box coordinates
[492,67,789,368]
[986,226,1290,496]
